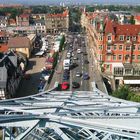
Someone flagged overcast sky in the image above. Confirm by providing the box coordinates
[0,0,140,5]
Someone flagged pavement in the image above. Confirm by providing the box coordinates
[15,56,46,98]
[86,31,108,94]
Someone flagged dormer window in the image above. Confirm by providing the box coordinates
[126,36,130,41]
[119,35,124,41]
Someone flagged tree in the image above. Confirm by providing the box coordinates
[130,15,135,24]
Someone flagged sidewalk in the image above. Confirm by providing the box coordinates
[47,50,67,89]
[86,32,107,94]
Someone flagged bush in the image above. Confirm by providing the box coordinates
[111,85,140,102]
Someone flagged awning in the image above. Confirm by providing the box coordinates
[124,80,140,84]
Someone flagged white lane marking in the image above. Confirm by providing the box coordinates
[81,80,82,85]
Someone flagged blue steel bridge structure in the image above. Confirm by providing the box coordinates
[0,83,140,140]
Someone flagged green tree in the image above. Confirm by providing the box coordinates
[130,15,135,24]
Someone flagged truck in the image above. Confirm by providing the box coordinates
[63,59,70,70]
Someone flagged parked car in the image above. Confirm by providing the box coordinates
[35,50,46,57]
[83,73,90,80]
[61,82,69,90]
[70,63,78,69]
[72,82,80,88]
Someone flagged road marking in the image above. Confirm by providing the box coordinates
[81,80,83,85]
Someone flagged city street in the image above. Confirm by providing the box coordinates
[48,33,90,91]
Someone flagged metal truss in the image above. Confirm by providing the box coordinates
[0,86,140,140]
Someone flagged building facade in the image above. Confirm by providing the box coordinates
[0,51,22,99]
[0,16,8,28]
[8,34,36,58]
[45,10,69,34]
[81,11,140,88]
[16,14,30,26]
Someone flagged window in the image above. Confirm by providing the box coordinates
[137,55,140,60]
[133,36,136,41]
[119,35,124,41]
[113,55,116,60]
[118,55,122,60]
[106,64,110,69]
[119,45,123,50]
[132,55,135,60]
[114,67,123,76]
[99,36,103,41]
[126,46,130,51]
[107,36,111,41]
[107,46,111,50]
[99,55,102,61]
[114,45,117,50]
[99,45,103,50]
[107,55,111,60]
[125,54,129,61]
[125,69,132,75]
[132,45,136,50]
[126,36,130,41]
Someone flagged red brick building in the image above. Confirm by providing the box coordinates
[81,11,140,88]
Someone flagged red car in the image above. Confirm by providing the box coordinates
[61,82,69,90]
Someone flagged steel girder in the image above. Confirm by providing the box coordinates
[0,89,140,140]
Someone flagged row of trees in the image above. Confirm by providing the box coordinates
[30,6,65,14]
[110,85,140,102]
[86,5,140,12]
[0,7,23,19]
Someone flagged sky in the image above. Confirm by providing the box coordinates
[0,0,140,5]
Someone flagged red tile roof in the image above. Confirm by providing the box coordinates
[19,14,29,18]
[134,15,140,21]
[8,36,30,48]
[116,24,140,35]
[46,10,68,18]
[0,44,8,52]
[104,20,115,34]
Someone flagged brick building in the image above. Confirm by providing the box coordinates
[81,11,140,88]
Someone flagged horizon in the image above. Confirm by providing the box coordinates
[0,0,140,6]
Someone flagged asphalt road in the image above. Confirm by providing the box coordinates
[59,33,90,91]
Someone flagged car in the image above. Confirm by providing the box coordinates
[77,49,81,54]
[61,82,69,90]
[83,52,88,55]
[84,60,89,64]
[76,72,82,77]
[72,82,80,88]
[70,63,78,69]
[83,73,90,80]
[63,75,69,80]
[73,57,78,60]
[35,50,46,57]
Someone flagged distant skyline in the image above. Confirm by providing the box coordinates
[0,0,140,5]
